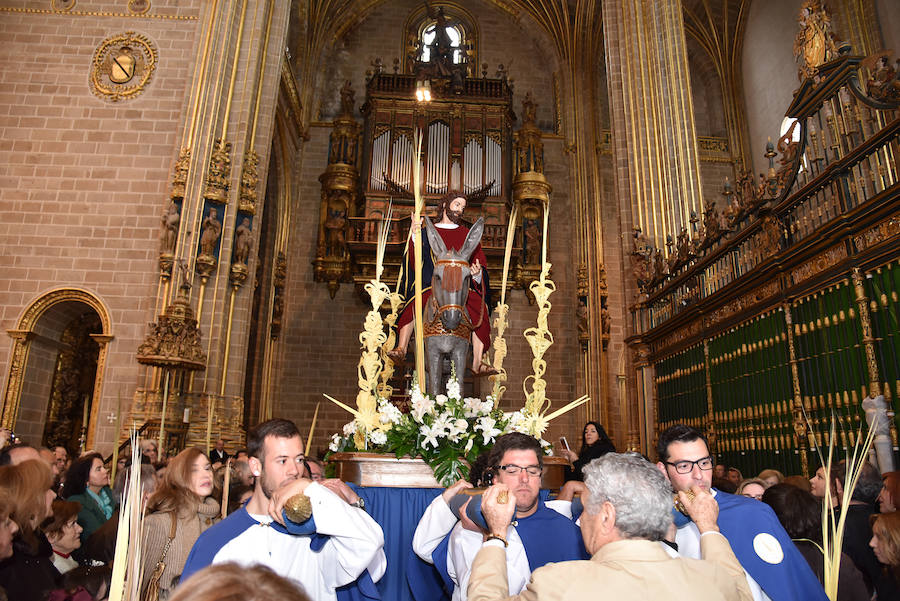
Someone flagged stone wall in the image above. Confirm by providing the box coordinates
[0,1,204,450]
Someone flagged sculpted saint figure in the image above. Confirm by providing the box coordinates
[160,201,180,254]
[199,208,222,257]
[233,218,252,265]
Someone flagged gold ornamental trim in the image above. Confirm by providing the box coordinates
[318,163,358,191]
[0,7,196,20]
[790,245,848,285]
[512,171,551,204]
[854,216,900,253]
[89,31,158,102]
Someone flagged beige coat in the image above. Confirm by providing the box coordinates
[140,498,220,600]
[468,534,753,601]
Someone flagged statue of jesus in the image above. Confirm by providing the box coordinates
[388,191,497,376]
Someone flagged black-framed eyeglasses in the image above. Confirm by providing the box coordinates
[497,464,542,477]
[664,456,714,474]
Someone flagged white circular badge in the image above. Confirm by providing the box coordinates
[753,533,784,564]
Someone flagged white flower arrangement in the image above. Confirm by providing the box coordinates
[326,374,553,486]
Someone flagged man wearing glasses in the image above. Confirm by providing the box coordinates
[656,424,827,601]
[413,432,588,600]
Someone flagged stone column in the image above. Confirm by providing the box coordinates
[603,0,705,250]
[138,0,293,446]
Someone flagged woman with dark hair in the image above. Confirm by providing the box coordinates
[43,499,83,574]
[63,452,115,541]
[140,447,220,600]
[561,421,615,481]
[762,483,868,601]
[0,460,61,601]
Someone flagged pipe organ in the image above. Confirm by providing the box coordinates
[628,52,900,476]
[339,71,516,296]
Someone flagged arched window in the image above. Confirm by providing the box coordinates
[403,5,477,75]
[420,21,465,64]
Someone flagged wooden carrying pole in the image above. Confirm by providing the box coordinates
[412,131,426,393]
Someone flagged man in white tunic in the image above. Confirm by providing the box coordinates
[182,419,386,601]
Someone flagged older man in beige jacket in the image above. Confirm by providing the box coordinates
[468,453,752,601]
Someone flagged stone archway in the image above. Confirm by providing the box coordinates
[1,288,113,450]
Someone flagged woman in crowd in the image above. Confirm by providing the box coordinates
[141,439,160,466]
[82,463,157,565]
[736,478,767,500]
[44,499,84,574]
[0,460,61,601]
[63,453,115,541]
[763,483,867,601]
[168,564,311,601]
[140,447,220,600]
[757,468,784,488]
[561,421,615,481]
[878,471,900,513]
[870,512,900,592]
[0,489,17,562]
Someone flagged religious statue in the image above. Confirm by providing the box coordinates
[863,52,900,103]
[233,217,252,265]
[339,80,355,116]
[675,227,692,266]
[630,228,653,293]
[323,203,348,257]
[755,173,768,203]
[160,201,180,255]
[523,217,541,265]
[576,302,589,340]
[199,208,222,257]
[651,248,667,284]
[793,0,840,81]
[600,306,611,336]
[776,120,801,190]
[702,199,721,246]
[522,91,537,126]
[388,191,496,378]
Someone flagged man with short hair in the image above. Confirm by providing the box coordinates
[0,442,40,465]
[209,438,229,466]
[656,424,827,601]
[413,433,586,600]
[53,446,68,474]
[305,457,325,482]
[726,467,743,486]
[467,452,752,601]
[38,447,60,477]
[182,419,385,601]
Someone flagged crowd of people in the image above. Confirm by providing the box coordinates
[0,421,898,601]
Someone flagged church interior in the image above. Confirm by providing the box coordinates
[2,0,899,480]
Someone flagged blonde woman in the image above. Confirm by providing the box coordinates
[140,448,220,600]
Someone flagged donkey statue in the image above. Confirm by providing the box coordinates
[422,215,485,396]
